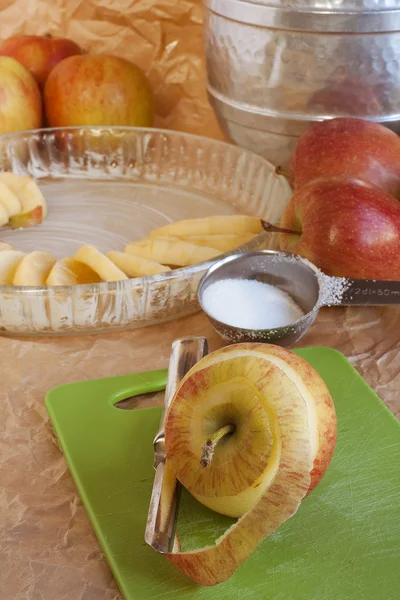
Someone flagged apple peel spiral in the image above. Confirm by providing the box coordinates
[164,343,337,586]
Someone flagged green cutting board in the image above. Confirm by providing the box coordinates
[45,347,400,600]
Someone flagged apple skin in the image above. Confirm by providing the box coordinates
[263,344,336,493]
[0,57,42,134]
[165,343,337,585]
[280,176,400,280]
[291,118,400,199]
[0,34,82,89]
[44,54,154,128]
[9,205,43,229]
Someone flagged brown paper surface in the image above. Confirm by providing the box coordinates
[0,3,399,599]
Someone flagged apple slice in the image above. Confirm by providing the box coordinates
[153,233,256,253]
[0,173,48,228]
[0,202,9,227]
[75,245,128,282]
[0,250,26,283]
[150,215,263,238]
[0,181,21,217]
[0,242,14,251]
[164,343,336,585]
[46,257,102,286]
[9,205,43,229]
[13,251,56,285]
[106,250,171,277]
[125,238,220,267]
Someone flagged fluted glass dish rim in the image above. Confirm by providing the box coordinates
[0,126,291,334]
[0,126,270,295]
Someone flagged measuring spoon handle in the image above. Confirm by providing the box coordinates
[325,276,400,306]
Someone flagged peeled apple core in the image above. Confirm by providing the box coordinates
[168,366,281,514]
[164,344,336,586]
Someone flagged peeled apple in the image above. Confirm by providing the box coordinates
[164,343,337,585]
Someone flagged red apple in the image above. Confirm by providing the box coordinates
[291,118,400,199]
[44,54,154,128]
[279,176,400,280]
[0,34,82,89]
[0,57,42,134]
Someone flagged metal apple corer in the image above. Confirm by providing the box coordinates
[198,250,400,347]
[145,336,209,554]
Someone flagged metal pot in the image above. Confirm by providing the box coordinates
[204,0,400,167]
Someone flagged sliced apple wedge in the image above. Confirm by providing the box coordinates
[164,343,337,586]
[150,215,263,238]
[46,257,102,286]
[0,202,9,227]
[125,238,220,267]
[106,250,171,277]
[9,205,43,229]
[0,173,48,229]
[0,242,14,251]
[0,181,21,217]
[13,251,56,285]
[153,233,256,253]
[0,250,26,283]
[75,245,128,282]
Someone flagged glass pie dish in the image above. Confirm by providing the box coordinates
[0,127,291,336]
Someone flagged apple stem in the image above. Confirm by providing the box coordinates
[275,166,293,181]
[200,424,236,468]
[261,220,300,235]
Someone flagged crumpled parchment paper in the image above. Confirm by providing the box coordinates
[0,2,399,599]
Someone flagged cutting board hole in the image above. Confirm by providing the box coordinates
[114,391,164,410]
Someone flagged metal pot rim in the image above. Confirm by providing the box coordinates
[204,0,400,33]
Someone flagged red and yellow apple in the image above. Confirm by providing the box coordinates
[291,118,400,199]
[164,343,336,586]
[44,54,154,128]
[0,34,82,89]
[0,57,42,134]
[279,176,400,280]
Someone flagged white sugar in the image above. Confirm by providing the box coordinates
[319,273,350,306]
[202,278,305,330]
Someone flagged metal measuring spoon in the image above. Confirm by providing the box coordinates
[197,250,400,347]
